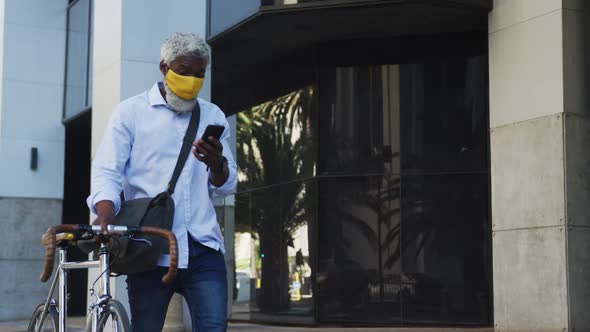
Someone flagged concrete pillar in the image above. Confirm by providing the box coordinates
[489,1,589,331]
[221,115,237,319]
[223,201,236,318]
[91,1,210,331]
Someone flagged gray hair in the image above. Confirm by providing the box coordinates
[160,32,210,65]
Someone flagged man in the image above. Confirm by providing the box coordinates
[87,32,237,332]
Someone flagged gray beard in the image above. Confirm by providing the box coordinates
[163,82,197,113]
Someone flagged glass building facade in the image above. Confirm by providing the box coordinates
[225,51,491,327]
[209,0,493,327]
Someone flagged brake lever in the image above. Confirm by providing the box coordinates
[78,231,96,241]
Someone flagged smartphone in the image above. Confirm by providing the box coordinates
[201,125,225,144]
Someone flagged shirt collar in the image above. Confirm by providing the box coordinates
[148,82,168,107]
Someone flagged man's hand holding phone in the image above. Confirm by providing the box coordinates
[193,125,225,170]
[193,124,229,187]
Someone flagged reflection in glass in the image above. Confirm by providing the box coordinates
[317,59,490,325]
[399,59,489,173]
[87,3,94,105]
[233,56,490,326]
[234,87,317,322]
[233,182,316,320]
[233,192,255,320]
[318,176,402,324]
[281,181,315,315]
[401,174,491,324]
[237,86,316,191]
[250,186,283,312]
[319,65,401,175]
[320,58,489,176]
[64,0,92,120]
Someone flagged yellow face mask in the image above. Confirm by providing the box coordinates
[165,69,204,100]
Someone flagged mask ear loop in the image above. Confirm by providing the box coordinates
[161,62,170,78]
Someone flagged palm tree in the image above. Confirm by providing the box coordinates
[236,86,316,312]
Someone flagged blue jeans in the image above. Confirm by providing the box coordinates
[126,237,227,332]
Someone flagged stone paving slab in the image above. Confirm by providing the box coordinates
[0,316,84,332]
[0,318,494,332]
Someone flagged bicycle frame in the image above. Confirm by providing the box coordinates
[37,242,110,332]
[35,224,177,332]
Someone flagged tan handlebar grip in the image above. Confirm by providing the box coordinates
[40,224,81,282]
[139,226,178,284]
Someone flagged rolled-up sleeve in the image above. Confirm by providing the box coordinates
[87,104,134,215]
[209,114,237,196]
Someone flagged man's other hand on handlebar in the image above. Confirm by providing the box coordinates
[93,200,116,234]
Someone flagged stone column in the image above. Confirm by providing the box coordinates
[223,201,236,318]
[91,1,210,331]
[223,115,238,319]
[489,1,589,331]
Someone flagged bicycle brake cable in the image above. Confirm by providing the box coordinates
[91,237,121,290]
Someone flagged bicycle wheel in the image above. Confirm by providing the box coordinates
[96,300,131,332]
[27,302,59,332]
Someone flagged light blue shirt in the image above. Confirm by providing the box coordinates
[87,82,237,269]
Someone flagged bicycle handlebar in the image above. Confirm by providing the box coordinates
[40,224,79,282]
[40,225,178,285]
[131,226,178,284]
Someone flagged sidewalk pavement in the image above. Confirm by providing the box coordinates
[0,316,85,332]
[227,323,493,331]
[0,318,494,332]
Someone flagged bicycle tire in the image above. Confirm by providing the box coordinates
[96,300,131,332]
[27,302,59,332]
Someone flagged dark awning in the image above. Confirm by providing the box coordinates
[209,0,492,114]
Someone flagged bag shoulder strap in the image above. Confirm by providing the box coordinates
[167,101,201,195]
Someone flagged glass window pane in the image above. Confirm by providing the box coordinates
[281,180,316,317]
[232,36,491,327]
[318,65,401,176]
[233,191,254,321]
[64,0,91,119]
[240,182,316,323]
[318,176,402,324]
[400,174,491,325]
[250,186,282,313]
[87,0,94,105]
[209,0,259,38]
[399,57,489,174]
[237,86,317,192]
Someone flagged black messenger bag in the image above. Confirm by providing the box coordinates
[81,101,201,275]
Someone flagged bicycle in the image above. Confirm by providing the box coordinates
[28,224,178,332]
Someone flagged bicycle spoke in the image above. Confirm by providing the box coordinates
[112,314,117,332]
[34,316,54,332]
[40,315,54,332]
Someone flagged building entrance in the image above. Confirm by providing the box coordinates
[62,109,91,315]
